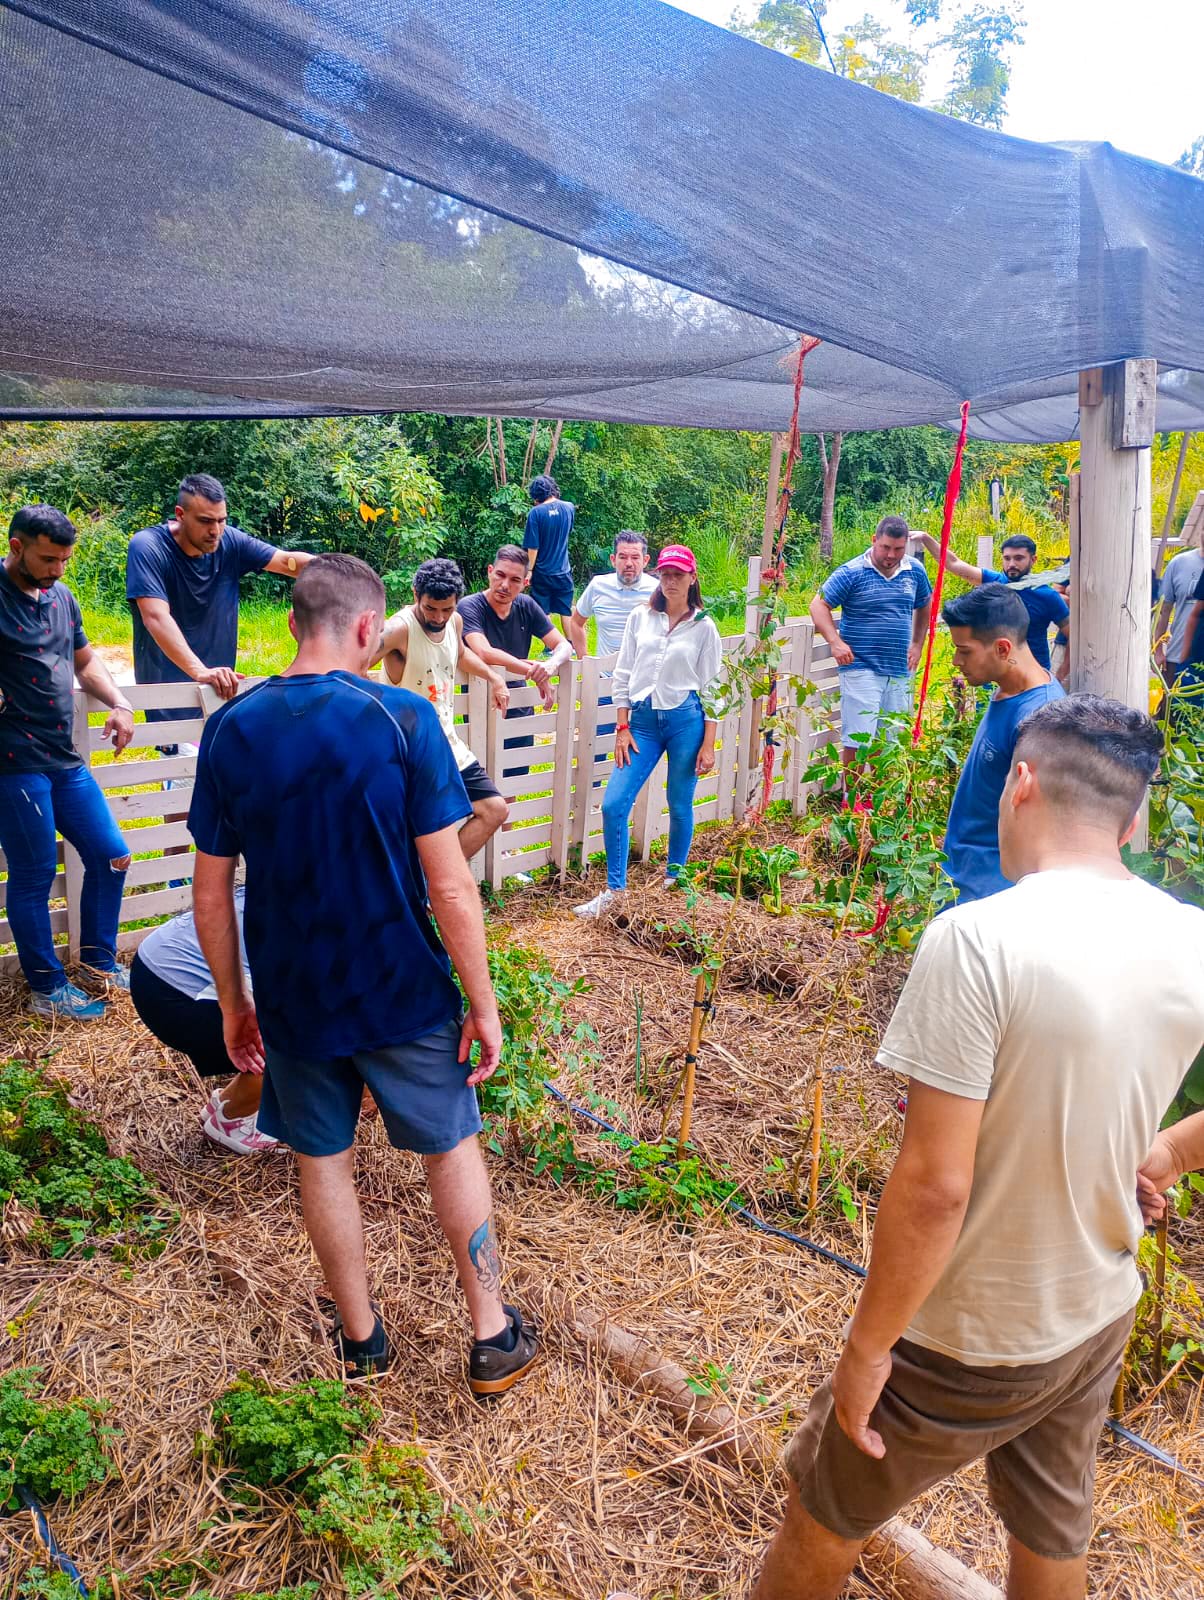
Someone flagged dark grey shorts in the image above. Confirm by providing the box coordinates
[259,1015,482,1157]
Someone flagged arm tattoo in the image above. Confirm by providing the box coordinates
[467,1216,502,1296]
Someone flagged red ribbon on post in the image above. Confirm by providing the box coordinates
[911,400,971,745]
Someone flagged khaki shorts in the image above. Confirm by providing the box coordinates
[784,1308,1133,1560]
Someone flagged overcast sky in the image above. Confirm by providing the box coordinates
[664,0,1203,167]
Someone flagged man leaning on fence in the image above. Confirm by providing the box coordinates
[753,695,1204,1600]
[809,517,932,786]
[189,553,538,1392]
[0,507,135,1019]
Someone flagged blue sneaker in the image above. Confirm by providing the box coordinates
[29,982,106,1021]
[81,962,130,993]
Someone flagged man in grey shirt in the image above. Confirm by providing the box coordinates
[1155,538,1204,681]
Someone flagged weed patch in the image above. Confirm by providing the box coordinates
[0,1366,117,1510]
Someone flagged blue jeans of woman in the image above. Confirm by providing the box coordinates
[601,694,704,890]
[0,765,129,992]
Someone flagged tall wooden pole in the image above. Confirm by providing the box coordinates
[1074,360,1155,848]
[1154,431,1194,576]
[760,432,786,565]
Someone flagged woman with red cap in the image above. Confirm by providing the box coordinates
[575,545,723,917]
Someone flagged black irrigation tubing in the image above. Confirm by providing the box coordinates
[15,1486,88,1595]
[541,1081,1203,1485]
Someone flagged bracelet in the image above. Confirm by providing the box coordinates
[616,721,630,731]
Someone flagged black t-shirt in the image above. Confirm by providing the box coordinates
[456,592,552,685]
[0,568,87,772]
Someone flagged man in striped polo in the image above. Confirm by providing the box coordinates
[809,517,932,786]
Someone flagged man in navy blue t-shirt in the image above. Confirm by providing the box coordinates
[126,472,314,719]
[189,553,538,1393]
[522,473,575,627]
[942,585,1065,900]
[918,531,1069,675]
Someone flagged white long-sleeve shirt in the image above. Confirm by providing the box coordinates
[611,604,723,718]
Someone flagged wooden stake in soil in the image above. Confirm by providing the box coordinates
[1151,1212,1170,1374]
[677,972,709,1155]
[808,1074,824,1217]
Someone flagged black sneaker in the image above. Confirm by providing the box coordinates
[332,1312,392,1379]
[468,1303,539,1398]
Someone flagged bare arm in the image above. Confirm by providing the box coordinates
[417,822,502,1088]
[372,614,410,682]
[194,850,264,1074]
[809,593,854,667]
[567,608,589,659]
[457,628,509,712]
[916,531,983,584]
[134,597,242,699]
[832,1080,984,1457]
[263,549,315,578]
[908,600,932,672]
[461,628,535,684]
[73,644,134,753]
[1138,1106,1204,1223]
[541,627,572,675]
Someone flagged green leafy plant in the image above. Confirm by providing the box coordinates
[0,1058,175,1259]
[685,1360,733,1399]
[207,1374,379,1491]
[592,1134,744,1218]
[19,1569,320,1600]
[298,1443,458,1588]
[1123,1233,1204,1387]
[0,1366,118,1510]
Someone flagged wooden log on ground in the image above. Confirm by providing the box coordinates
[560,1299,1003,1600]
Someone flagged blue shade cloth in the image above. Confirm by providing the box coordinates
[821,554,932,678]
[126,522,277,692]
[0,569,87,771]
[523,500,575,577]
[981,569,1070,672]
[3,5,1204,438]
[188,672,472,1058]
[944,678,1066,902]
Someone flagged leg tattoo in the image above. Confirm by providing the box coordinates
[467,1216,502,1296]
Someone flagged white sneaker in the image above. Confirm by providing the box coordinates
[202,1088,279,1155]
[574,888,619,919]
[511,871,535,887]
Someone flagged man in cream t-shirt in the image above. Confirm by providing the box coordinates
[754,694,1204,1600]
[375,558,511,861]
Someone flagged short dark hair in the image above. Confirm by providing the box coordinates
[614,530,648,553]
[492,544,527,569]
[412,557,465,602]
[942,583,1028,644]
[875,515,910,541]
[9,505,77,547]
[1014,694,1162,830]
[1001,535,1038,556]
[178,473,226,506]
[291,552,385,639]
[528,474,559,503]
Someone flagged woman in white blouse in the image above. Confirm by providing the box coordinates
[575,544,723,917]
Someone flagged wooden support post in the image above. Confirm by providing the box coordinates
[677,972,708,1154]
[549,659,577,881]
[574,654,602,860]
[1074,361,1154,751]
[761,432,786,566]
[976,534,994,570]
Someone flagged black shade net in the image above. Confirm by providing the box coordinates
[2,0,1202,440]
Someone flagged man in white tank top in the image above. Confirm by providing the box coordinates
[375,558,510,860]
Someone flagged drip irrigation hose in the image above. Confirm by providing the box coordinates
[15,1486,89,1595]
[542,1081,1202,1484]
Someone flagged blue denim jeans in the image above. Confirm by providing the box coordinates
[601,694,704,890]
[0,765,129,992]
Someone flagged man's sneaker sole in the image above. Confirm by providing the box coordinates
[468,1345,540,1396]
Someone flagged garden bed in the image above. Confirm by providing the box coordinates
[1,865,1201,1599]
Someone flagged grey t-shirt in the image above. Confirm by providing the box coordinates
[137,886,249,1000]
[1161,549,1204,661]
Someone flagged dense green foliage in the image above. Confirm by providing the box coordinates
[207,1377,457,1591]
[0,1367,117,1509]
[0,1058,175,1258]
[19,1565,318,1600]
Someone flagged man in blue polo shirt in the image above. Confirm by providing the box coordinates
[811,516,932,779]
[918,531,1069,674]
[190,553,538,1393]
[942,584,1064,900]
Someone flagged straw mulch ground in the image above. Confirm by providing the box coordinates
[2,867,1203,1599]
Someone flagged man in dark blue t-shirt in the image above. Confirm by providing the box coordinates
[126,472,314,720]
[918,531,1069,672]
[522,473,575,626]
[189,553,537,1393]
[942,585,1065,901]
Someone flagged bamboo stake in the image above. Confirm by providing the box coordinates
[808,1076,824,1216]
[1151,1212,1170,1374]
[677,972,709,1155]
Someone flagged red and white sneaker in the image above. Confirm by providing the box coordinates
[201,1089,279,1155]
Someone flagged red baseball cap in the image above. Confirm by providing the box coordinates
[656,544,697,575]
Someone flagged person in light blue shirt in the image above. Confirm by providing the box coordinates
[568,531,659,659]
[942,584,1065,900]
[811,516,932,778]
[1154,538,1204,682]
